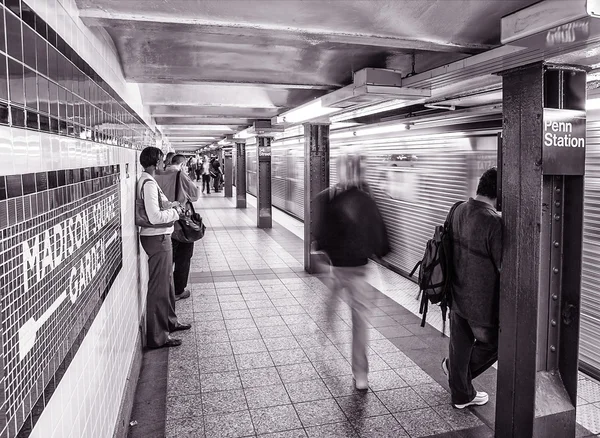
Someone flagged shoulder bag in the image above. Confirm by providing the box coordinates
[171,172,206,242]
[135,178,176,228]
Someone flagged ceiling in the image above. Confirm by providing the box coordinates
[76,0,540,152]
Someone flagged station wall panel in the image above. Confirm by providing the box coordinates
[0,1,152,437]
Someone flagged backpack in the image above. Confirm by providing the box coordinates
[409,201,463,335]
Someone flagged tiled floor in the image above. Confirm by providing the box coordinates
[128,189,600,438]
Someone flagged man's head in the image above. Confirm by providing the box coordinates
[170,154,187,169]
[139,146,164,170]
[476,167,498,200]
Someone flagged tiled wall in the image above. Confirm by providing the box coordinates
[0,0,152,437]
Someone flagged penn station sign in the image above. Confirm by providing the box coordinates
[543,108,586,175]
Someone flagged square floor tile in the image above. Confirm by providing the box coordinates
[220,301,248,311]
[165,416,205,438]
[167,374,202,397]
[244,383,291,410]
[259,324,294,338]
[394,407,452,437]
[257,429,307,438]
[413,382,451,407]
[367,370,408,392]
[375,388,428,413]
[264,336,301,352]
[199,355,238,374]
[351,414,408,437]
[204,410,255,438]
[312,359,353,378]
[305,422,358,437]
[231,339,268,355]
[295,398,347,427]
[251,404,303,435]
[251,307,281,318]
[228,327,262,342]
[201,371,243,393]
[270,349,311,366]
[336,392,389,421]
[285,379,332,403]
[240,366,283,388]
[202,389,248,415]
[235,351,275,370]
[576,403,600,434]
[278,363,321,384]
[395,366,435,386]
[194,310,224,321]
[222,309,253,319]
[579,379,600,403]
[197,342,233,359]
[433,404,484,430]
[323,375,359,397]
[255,315,287,327]
[166,394,203,420]
[377,351,416,369]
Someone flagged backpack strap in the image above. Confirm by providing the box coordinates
[175,170,181,202]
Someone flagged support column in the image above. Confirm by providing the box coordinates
[256,136,272,228]
[235,141,246,208]
[497,62,586,438]
[224,148,233,198]
[303,123,329,273]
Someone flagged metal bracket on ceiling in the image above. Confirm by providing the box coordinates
[424,103,456,111]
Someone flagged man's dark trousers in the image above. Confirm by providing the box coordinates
[202,174,211,193]
[448,310,498,404]
[172,238,194,296]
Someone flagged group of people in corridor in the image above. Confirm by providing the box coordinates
[136,146,502,410]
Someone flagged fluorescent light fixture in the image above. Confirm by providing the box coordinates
[218,138,234,146]
[233,127,254,140]
[329,99,410,123]
[274,99,341,125]
[587,98,600,111]
[330,123,409,139]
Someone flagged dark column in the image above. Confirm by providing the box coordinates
[235,141,246,208]
[303,124,329,273]
[256,136,272,228]
[497,62,586,438]
[224,148,233,198]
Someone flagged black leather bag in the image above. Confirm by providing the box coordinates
[171,172,206,243]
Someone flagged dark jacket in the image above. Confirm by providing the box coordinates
[450,198,503,327]
[314,186,390,267]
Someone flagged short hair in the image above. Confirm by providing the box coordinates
[476,167,498,199]
[171,154,186,165]
[139,147,163,169]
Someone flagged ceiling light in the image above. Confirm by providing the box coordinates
[233,128,254,140]
[273,99,341,125]
[329,99,411,123]
[330,123,409,139]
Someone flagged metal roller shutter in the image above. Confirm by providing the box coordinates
[270,127,305,220]
[246,139,257,196]
[581,117,600,378]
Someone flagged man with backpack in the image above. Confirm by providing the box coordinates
[441,167,502,409]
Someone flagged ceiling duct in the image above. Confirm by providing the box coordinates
[321,68,431,109]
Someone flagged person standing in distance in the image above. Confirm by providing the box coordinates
[442,167,502,409]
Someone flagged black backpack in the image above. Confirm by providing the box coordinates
[410,201,463,334]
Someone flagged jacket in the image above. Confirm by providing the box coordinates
[314,186,390,267]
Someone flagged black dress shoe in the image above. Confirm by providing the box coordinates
[171,323,192,332]
[149,338,182,349]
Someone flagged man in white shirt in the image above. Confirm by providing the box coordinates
[138,147,192,349]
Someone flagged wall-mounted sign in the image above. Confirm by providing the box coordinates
[258,146,272,158]
[0,166,122,437]
[543,108,586,175]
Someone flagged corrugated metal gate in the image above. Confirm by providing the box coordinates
[271,128,305,220]
[581,118,600,377]
[246,138,257,196]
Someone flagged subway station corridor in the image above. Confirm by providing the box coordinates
[127,191,600,438]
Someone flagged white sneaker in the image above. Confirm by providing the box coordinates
[354,375,369,391]
[441,358,449,376]
[454,391,489,409]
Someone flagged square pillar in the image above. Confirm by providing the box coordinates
[224,148,233,198]
[235,141,246,208]
[257,136,272,228]
[497,62,586,438]
[303,123,329,273]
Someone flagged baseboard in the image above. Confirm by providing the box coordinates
[112,328,143,438]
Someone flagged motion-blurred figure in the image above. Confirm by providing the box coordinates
[314,154,390,390]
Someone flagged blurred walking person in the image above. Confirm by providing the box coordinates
[314,154,390,390]
[201,156,211,193]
